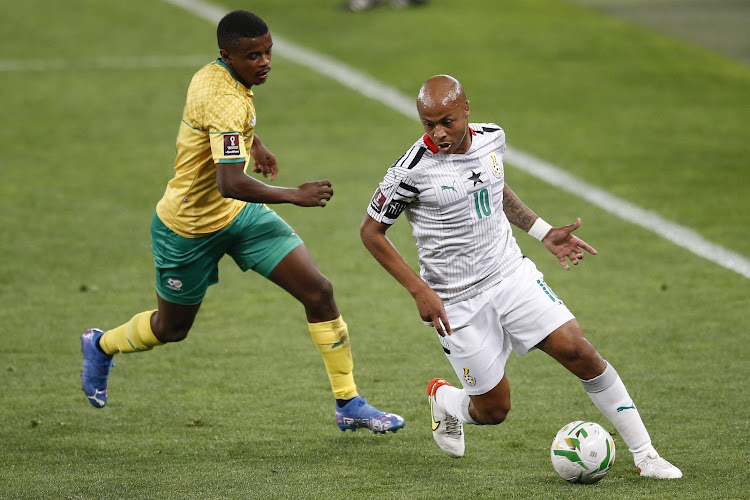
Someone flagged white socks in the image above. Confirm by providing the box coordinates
[435,361,658,466]
[435,384,477,424]
[581,362,656,465]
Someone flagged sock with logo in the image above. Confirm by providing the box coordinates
[309,316,358,400]
[435,384,477,424]
[581,361,656,464]
[99,310,163,355]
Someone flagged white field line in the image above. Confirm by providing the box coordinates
[0,55,212,72]
[506,149,750,279]
[163,0,750,280]
[48,0,748,280]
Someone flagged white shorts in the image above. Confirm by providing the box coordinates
[431,257,574,396]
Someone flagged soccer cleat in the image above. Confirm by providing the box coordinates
[637,452,683,479]
[427,378,465,458]
[335,396,405,434]
[80,328,114,408]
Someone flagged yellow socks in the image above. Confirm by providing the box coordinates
[98,312,358,402]
[309,316,358,400]
[99,310,163,355]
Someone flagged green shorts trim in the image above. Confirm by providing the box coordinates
[151,203,303,305]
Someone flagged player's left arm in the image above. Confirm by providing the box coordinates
[250,135,278,181]
[502,183,598,270]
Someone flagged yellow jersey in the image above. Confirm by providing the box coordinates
[156,59,256,237]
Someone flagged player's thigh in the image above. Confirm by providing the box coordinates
[439,294,512,396]
[151,212,223,305]
[226,203,303,278]
[495,257,575,356]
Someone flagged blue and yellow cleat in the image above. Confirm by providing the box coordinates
[80,328,114,408]
[335,396,405,434]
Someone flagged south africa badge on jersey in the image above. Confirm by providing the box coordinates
[490,152,503,178]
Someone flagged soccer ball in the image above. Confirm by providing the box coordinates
[550,420,616,484]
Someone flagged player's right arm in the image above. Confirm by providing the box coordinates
[205,90,330,207]
[360,215,452,337]
[216,163,332,207]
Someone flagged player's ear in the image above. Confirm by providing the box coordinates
[465,100,471,118]
[219,49,230,64]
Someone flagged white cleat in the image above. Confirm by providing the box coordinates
[427,378,465,458]
[637,452,683,479]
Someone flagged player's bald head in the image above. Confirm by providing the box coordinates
[417,74,467,112]
[416,75,472,155]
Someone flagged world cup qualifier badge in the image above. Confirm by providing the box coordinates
[223,133,241,156]
[369,187,387,214]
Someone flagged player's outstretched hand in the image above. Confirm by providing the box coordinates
[294,180,333,207]
[542,218,598,270]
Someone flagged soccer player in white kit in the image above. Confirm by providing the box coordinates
[360,74,682,479]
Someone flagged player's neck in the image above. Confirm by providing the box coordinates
[454,128,471,155]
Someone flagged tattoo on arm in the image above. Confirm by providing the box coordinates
[502,185,535,231]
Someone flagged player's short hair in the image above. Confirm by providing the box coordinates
[217,10,269,51]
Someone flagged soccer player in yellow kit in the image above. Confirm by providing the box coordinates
[80,10,404,434]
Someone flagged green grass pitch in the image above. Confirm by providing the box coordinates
[1,0,748,498]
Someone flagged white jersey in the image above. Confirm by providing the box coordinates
[367,123,524,304]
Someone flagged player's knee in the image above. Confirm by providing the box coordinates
[153,323,191,343]
[476,403,511,425]
[558,337,596,364]
[160,328,189,343]
[316,275,334,302]
[558,340,606,379]
[303,275,336,311]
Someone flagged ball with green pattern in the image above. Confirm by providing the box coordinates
[550,420,616,484]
